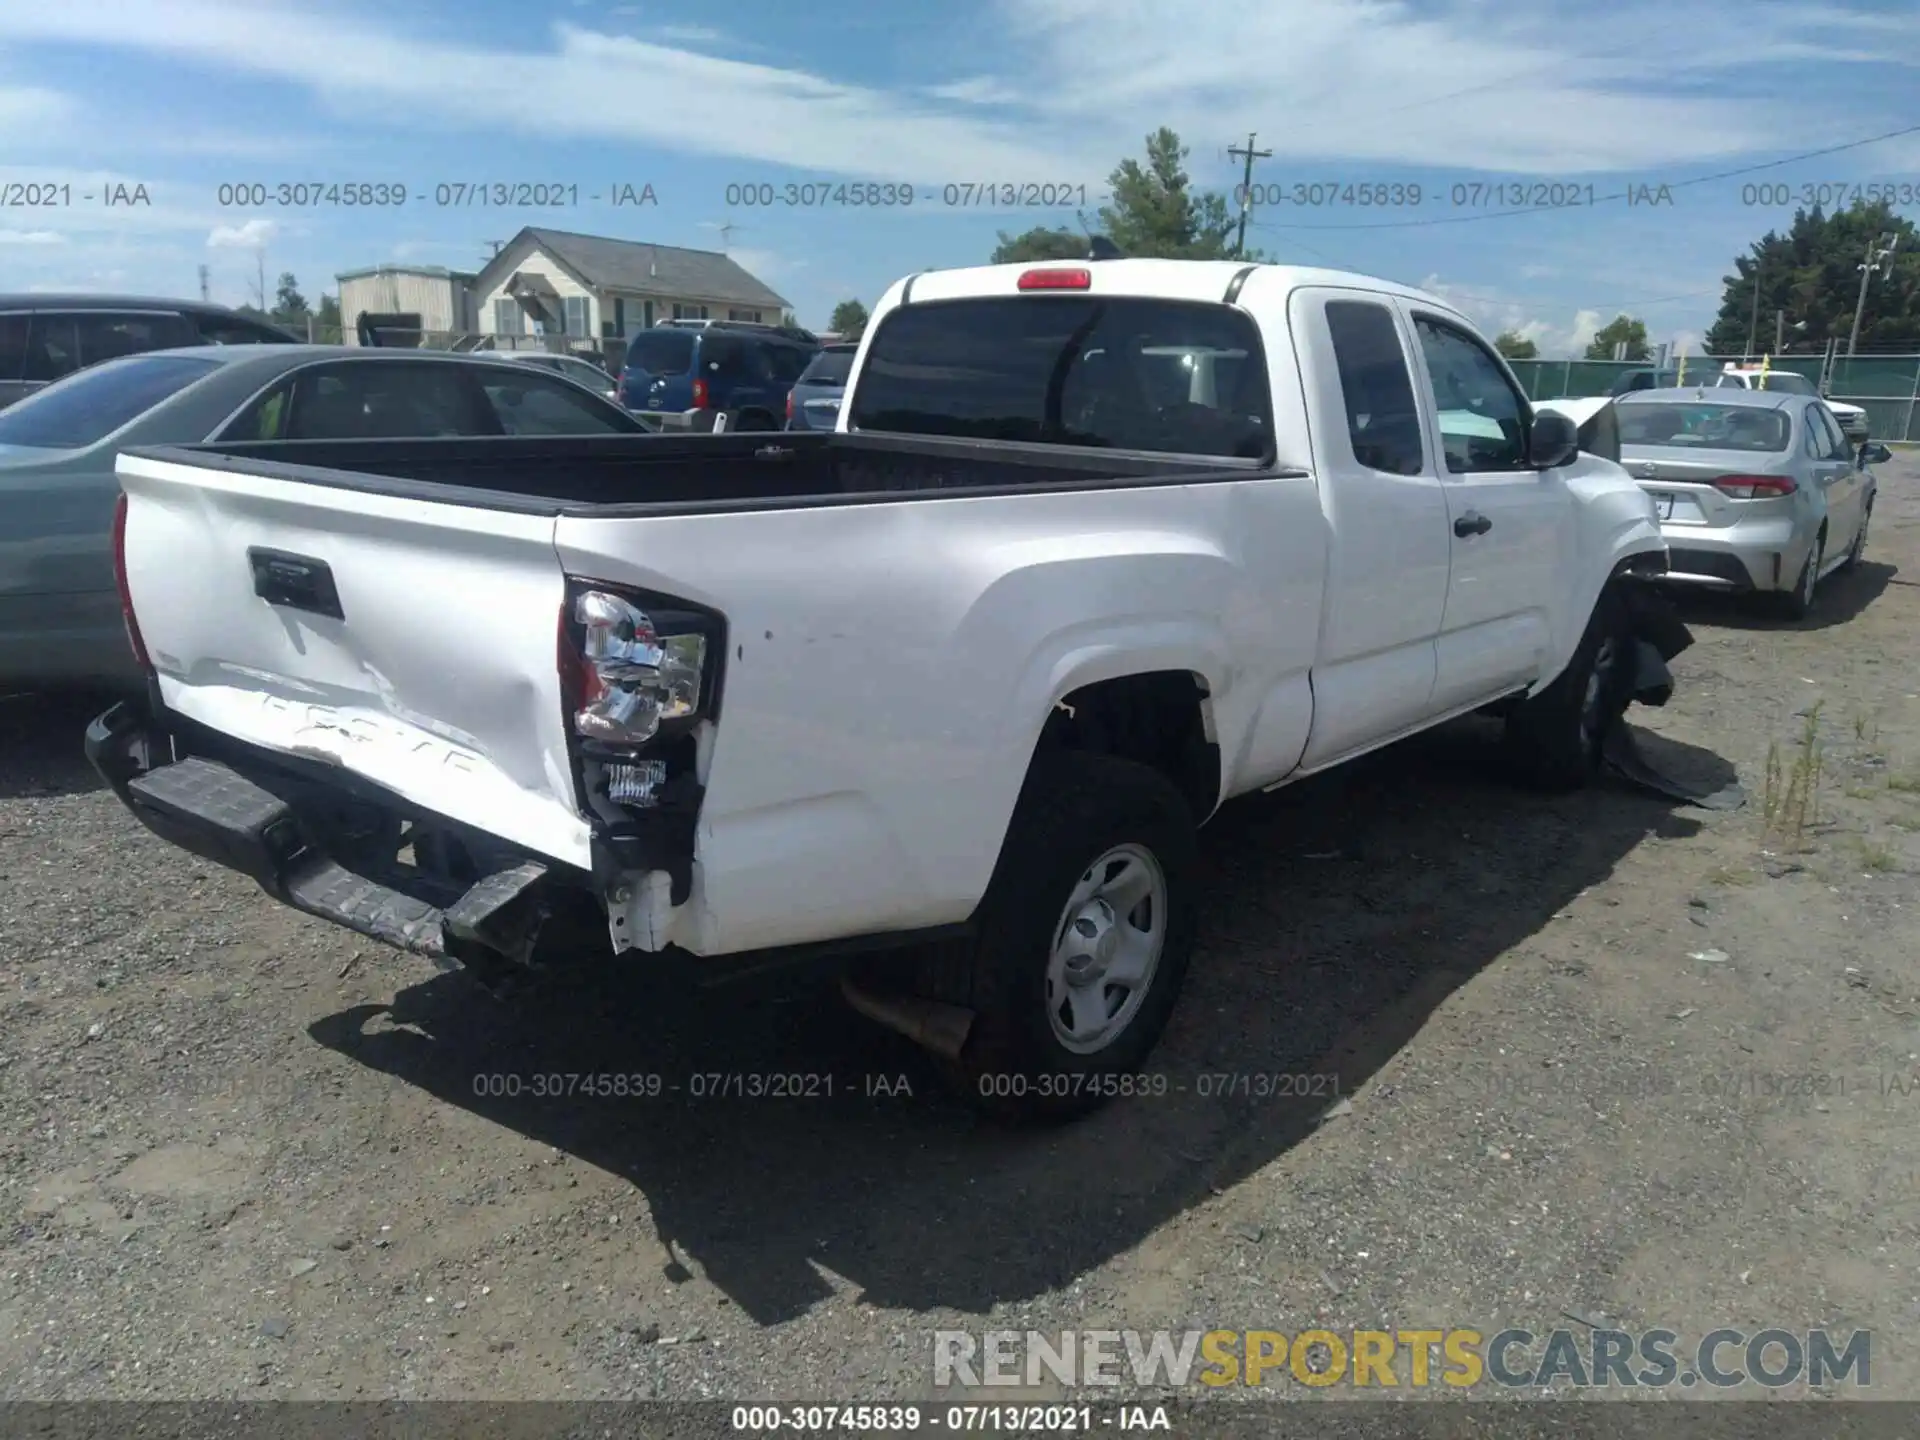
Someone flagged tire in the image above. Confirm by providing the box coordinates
[1840,501,1871,572]
[1774,531,1823,620]
[947,752,1199,1123]
[1503,586,1633,792]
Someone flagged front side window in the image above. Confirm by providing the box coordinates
[1413,316,1530,471]
[73,311,194,367]
[0,352,219,447]
[849,296,1272,459]
[1809,403,1850,460]
[195,313,290,345]
[1324,299,1424,476]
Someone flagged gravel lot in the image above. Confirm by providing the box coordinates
[5,456,1920,1403]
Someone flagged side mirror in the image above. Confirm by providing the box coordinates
[1528,410,1579,469]
[1859,441,1893,468]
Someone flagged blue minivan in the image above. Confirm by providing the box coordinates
[618,320,819,430]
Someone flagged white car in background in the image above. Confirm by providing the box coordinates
[1712,364,1869,441]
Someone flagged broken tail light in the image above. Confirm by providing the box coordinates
[558,581,722,811]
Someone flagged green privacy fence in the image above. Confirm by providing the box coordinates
[1507,355,1920,442]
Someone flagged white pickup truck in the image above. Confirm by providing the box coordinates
[88,256,1690,1119]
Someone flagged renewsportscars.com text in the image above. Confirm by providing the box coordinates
[933,1327,1871,1390]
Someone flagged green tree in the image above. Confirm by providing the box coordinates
[1098,128,1253,260]
[987,129,1265,263]
[1584,314,1650,361]
[271,272,310,330]
[1702,200,1920,356]
[829,298,869,340]
[314,293,343,345]
[991,226,1087,264]
[1493,330,1538,360]
[779,309,800,328]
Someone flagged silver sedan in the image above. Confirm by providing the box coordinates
[1616,386,1892,620]
[0,344,651,691]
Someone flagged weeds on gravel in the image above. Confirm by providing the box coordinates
[1761,704,1824,851]
[1888,771,1920,794]
[1855,839,1902,873]
[1706,864,1758,887]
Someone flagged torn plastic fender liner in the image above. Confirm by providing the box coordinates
[1612,560,1692,710]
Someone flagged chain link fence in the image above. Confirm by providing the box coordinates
[1507,354,1920,442]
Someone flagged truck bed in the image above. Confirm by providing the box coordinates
[133,431,1286,516]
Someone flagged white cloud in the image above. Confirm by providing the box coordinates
[207,218,278,248]
[728,246,802,285]
[928,77,1024,106]
[656,25,727,45]
[1418,273,1608,359]
[0,82,74,134]
[0,228,64,245]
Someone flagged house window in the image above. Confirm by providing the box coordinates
[643,299,654,329]
[493,298,523,335]
[564,295,590,337]
[672,303,709,321]
[728,308,763,323]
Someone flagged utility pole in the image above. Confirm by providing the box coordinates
[1227,131,1272,260]
[1847,231,1900,356]
[198,264,210,303]
[253,249,267,313]
[1744,270,1761,361]
[1775,308,1785,354]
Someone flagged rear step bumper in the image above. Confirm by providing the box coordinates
[86,700,553,967]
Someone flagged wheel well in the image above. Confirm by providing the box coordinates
[1032,671,1219,820]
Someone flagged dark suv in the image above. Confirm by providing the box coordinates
[0,295,299,409]
[618,320,818,430]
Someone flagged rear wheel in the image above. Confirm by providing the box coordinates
[1503,587,1633,791]
[945,752,1199,1122]
[1775,531,1824,620]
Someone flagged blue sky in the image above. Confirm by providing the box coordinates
[0,0,1917,354]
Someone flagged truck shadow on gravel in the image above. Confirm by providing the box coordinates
[306,718,1730,1327]
[0,689,113,801]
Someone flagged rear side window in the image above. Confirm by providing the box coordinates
[0,313,25,381]
[477,370,638,435]
[286,363,495,439]
[799,346,856,386]
[625,330,695,375]
[764,345,815,383]
[0,353,219,448]
[849,297,1272,459]
[1324,300,1424,476]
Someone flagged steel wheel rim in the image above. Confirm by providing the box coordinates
[1580,635,1620,756]
[1045,843,1168,1055]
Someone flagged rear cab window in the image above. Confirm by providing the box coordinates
[1324,299,1424,476]
[624,330,695,375]
[848,296,1273,459]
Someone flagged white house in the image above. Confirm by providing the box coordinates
[468,227,792,357]
[335,264,477,344]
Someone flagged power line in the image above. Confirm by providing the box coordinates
[1250,118,1920,232]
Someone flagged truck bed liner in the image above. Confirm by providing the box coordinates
[128,432,1287,517]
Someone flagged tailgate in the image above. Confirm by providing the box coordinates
[115,451,591,869]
